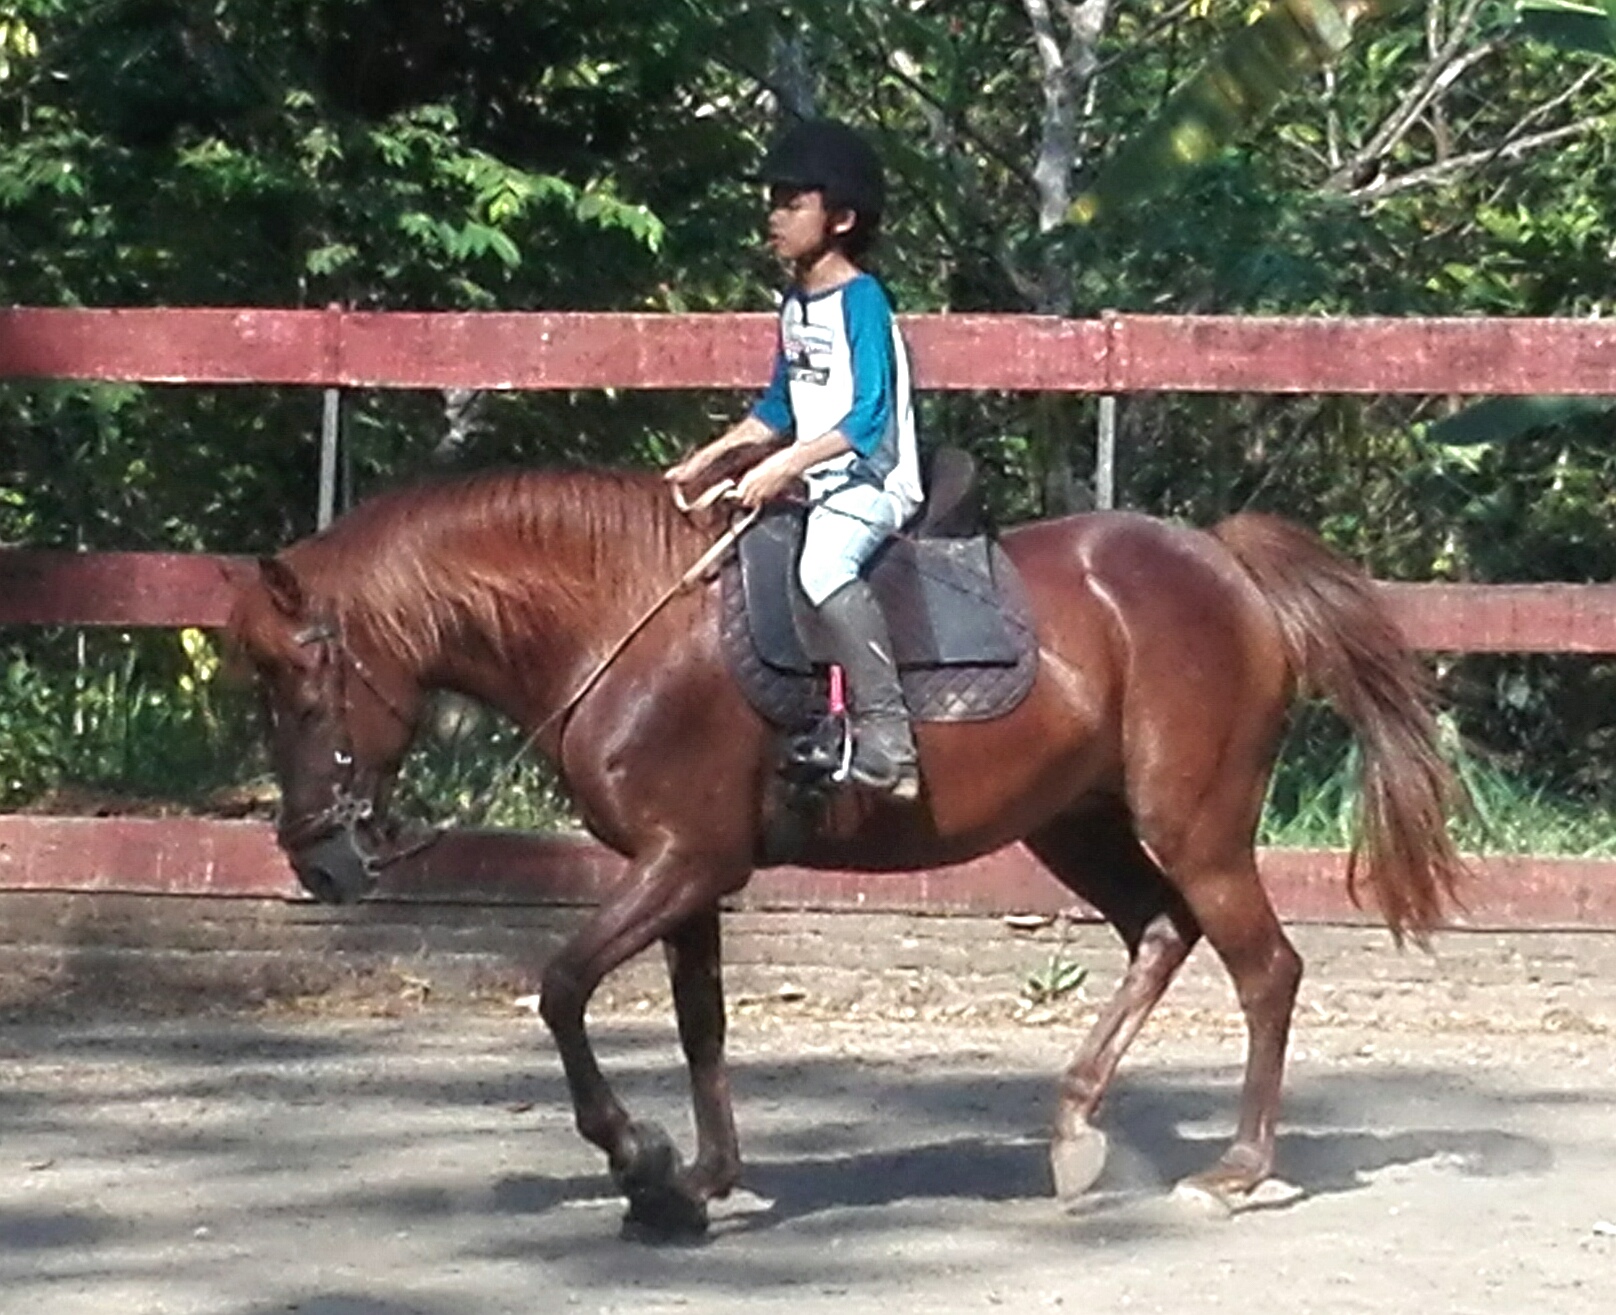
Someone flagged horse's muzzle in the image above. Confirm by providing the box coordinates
[288,831,378,904]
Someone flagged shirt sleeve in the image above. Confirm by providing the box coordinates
[832,276,895,457]
[748,330,793,435]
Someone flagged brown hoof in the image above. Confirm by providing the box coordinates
[621,1191,710,1243]
[613,1121,711,1241]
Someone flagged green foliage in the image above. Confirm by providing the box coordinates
[1022,953,1090,1006]
[0,628,260,807]
[0,1,687,311]
[1425,396,1612,448]
[1262,714,1616,857]
[0,632,576,829]
[1019,913,1090,1005]
[1516,0,1616,54]
[390,697,576,834]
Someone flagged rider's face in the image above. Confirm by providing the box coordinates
[766,186,854,265]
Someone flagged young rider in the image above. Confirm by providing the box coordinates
[666,118,924,800]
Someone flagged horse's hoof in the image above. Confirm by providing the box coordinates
[612,1121,711,1242]
[1170,1178,1236,1220]
[621,1188,711,1242]
[612,1120,679,1192]
[1171,1175,1303,1218]
[1232,1177,1305,1212]
[1050,1126,1109,1202]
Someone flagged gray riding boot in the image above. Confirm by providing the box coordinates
[816,580,921,801]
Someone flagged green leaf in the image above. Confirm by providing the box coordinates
[1515,0,1616,52]
[1426,396,1614,447]
[485,229,521,268]
[304,242,358,276]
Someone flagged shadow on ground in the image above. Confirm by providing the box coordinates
[0,1013,1593,1308]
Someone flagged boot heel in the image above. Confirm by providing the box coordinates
[848,761,921,800]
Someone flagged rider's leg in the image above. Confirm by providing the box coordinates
[799,484,919,799]
[815,578,918,796]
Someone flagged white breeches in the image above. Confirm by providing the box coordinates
[797,479,910,607]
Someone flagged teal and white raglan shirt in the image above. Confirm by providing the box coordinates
[750,273,923,523]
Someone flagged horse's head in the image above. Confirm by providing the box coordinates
[233,555,422,904]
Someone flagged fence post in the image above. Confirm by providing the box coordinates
[316,302,345,530]
[317,386,342,530]
[1095,394,1117,509]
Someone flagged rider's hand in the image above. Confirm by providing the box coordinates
[665,452,711,487]
[734,449,800,508]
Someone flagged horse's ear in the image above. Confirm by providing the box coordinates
[259,556,305,617]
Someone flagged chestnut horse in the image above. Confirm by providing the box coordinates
[226,466,1464,1235]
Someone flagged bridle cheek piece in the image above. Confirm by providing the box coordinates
[273,618,397,885]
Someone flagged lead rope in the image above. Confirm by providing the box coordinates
[368,481,758,865]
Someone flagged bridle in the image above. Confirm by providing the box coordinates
[270,487,759,884]
[272,616,424,879]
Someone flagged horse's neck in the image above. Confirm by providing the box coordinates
[411,492,686,727]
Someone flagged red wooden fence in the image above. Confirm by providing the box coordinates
[1,816,1610,929]
[6,307,1616,392]
[2,308,1614,925]
[4,552,1616,655]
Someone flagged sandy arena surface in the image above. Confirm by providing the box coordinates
[1,928,1614,1314]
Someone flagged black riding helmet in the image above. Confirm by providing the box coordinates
[757,118,885,254]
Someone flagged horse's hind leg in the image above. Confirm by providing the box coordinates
[1026,803,1201,1201]
[1151,843,1302,1211]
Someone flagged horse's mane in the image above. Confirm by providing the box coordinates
[269,467,706,669]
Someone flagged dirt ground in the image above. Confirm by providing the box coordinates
[2,927,1614,1315]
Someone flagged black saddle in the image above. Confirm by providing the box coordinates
[717,449,1039,727]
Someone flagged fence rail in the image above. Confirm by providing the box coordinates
[6,307,1616,393]
[3,551,1616,654]
[1,817,1610,929]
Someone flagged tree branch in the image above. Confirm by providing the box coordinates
[1023,0,1080,231]
[1092,0,1198,78]
[1021,0,1112,239]
[1347,119,1602,201]
[880,48,1036,191]
[1506,64,1604,141]
[1324,0,1495,192]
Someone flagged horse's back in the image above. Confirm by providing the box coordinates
[1003,510,1283,664]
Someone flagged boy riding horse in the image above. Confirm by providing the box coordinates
[666,119,924,799]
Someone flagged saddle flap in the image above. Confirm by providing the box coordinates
[737,508,1021,675]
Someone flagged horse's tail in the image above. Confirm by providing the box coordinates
[1212,512,1467,943]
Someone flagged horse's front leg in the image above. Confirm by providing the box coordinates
[664,906,741,1200]
[537,846,744,1237]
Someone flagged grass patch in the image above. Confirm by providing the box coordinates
[3,637,1610,859]
[1260,723,1616,860]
